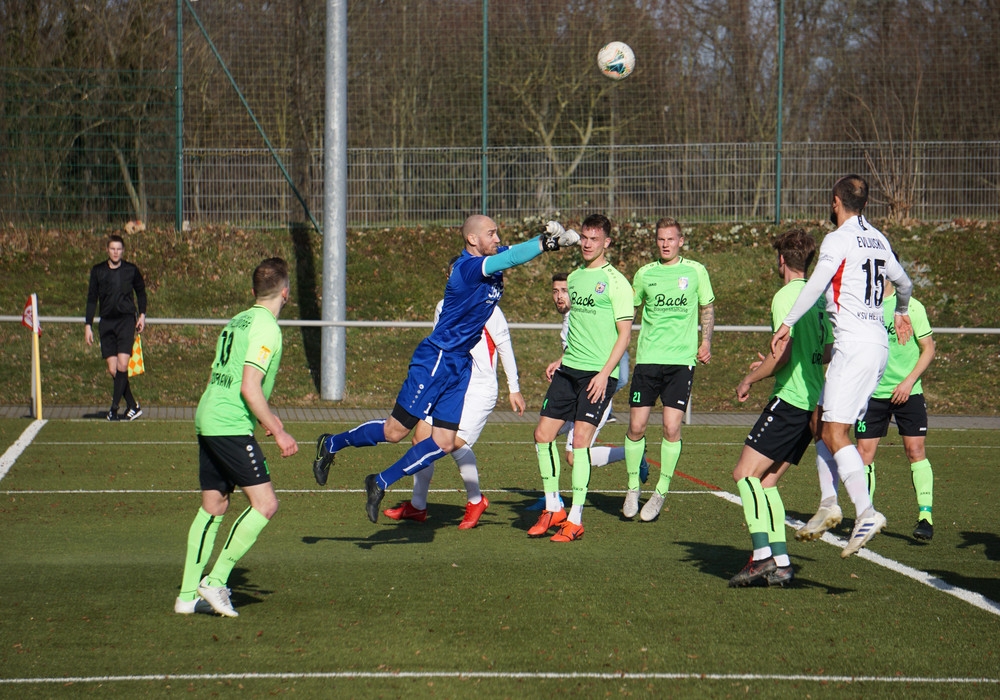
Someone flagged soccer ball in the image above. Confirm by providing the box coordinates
[597,41,635,81]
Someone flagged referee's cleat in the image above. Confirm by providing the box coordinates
[795,503,843,541]
[639,456,650,484]
[765,565,795,587]
[550,520,584,542]
[125,404,143,421]
[841,509,887,558]
[313,434,335,486]
[106,408,120,422]
[913,518,934,541]
[364,474,385,523]
[728,556,777,587]
[383,500,427,522]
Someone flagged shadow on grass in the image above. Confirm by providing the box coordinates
[924,569,1000,606]
[957,530,1000,561]
[227,568,272,611]
[290,221,322,393]
[675,540,857,594]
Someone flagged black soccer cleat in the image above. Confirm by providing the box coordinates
[312,434,335,486]
[364,474,385,523]
[913,519,934,541]
[106,408,120,422]
[728,556,777,587]
[765,565,795,587]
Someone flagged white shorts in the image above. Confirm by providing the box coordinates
[821,342,887,425]
[563,400,614,454]
[427,380,497,447]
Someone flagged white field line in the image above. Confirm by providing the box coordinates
[0,419,46,482]
[710,489,1000,617]
[0,670,996,686]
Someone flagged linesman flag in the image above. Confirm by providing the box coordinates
[21,295,41,335]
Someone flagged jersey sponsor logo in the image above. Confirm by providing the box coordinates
[595,281,607,294]
[571,291,597,307]
[678,276,689,290]
[256,345,273,364]
[651,293,688,308]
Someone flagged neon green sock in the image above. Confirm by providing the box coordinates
[911,458,934,524]
[764,486,788,559]
[865,462,876,502]
[624,436,646,490]
[571,448,592,508]
[655,439,681,496]
[179,507,222,601]
[206,506,270,588]
[737,477,770,552]
[535,441,561,495]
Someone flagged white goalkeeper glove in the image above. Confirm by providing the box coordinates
[542,221,580,251]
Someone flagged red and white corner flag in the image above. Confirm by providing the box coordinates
[21,294,41,336]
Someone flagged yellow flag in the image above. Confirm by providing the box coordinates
[128,334,145,377]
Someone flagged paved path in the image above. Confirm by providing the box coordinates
[2,405,999,429]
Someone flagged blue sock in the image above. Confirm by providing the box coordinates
[377,437,445,489]
[327,419,386,452]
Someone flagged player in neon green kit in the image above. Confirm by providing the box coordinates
[623,217,714,521]
[798,273,936,542]
[529,214,634,542]
[728,229,832,586]
[175,258,299,617]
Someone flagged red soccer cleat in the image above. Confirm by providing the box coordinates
[458,496,490,530]
[383,500,427,522]
[550,521,585,542]
[527,509,567,537]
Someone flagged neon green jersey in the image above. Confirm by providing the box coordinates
[195,305,283,436]
[562,263,634,377]
[770,278,832,411]
[632,257,714,365]
[873,294,932,399]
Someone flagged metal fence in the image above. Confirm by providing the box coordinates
[182,141,1000,228]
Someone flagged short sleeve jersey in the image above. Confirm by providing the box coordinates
[770,278,833,411]
[195,305,283,436]
[428,247,508,356]
[786,216,907,348]
[872,294,932,399]
[562,263,634,377]
[632,257,715,366]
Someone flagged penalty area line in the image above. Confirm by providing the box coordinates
[0,670,996,685]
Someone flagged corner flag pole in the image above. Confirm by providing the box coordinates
[28,294,42,420]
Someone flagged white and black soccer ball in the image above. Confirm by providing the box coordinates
[597,41,635,81]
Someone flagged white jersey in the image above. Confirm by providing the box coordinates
[783,215,912,347]
[434,300,519,400]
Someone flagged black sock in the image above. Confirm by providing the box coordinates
[112,372,127,410]
[123,379,136,410]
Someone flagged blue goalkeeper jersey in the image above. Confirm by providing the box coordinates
[428,246,509,355]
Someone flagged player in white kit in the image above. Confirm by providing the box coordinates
[771,174,913,557]
[383,299,524,529]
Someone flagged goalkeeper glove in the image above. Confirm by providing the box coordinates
[542,221,580,251]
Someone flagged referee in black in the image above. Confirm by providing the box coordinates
[85,234,147,421]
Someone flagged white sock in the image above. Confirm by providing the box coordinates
[753,546,772,561]
[590,445,625,467]
[815,439,839,505]
[546,492,562,512]
[834,445,872,515]
[568,504,584,525]
[411,465,433,510]
[452,445,481,503]
[774,554,791,567]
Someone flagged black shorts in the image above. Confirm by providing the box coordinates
[198,435,272,494]
[744,397,814,466]
[628,364,694,411]
[540,366,618,427]
[98,315,136,358]
[855,395,928,439]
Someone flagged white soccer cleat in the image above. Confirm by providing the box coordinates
[198,577,239,617]
[623,489,641,519]
[174,596,213,615]
[795,504,843,541]
[841,509,887,558]
[639,491,666,522]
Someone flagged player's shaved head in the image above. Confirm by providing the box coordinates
[832,175,868,214]
[461,215,496,243]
